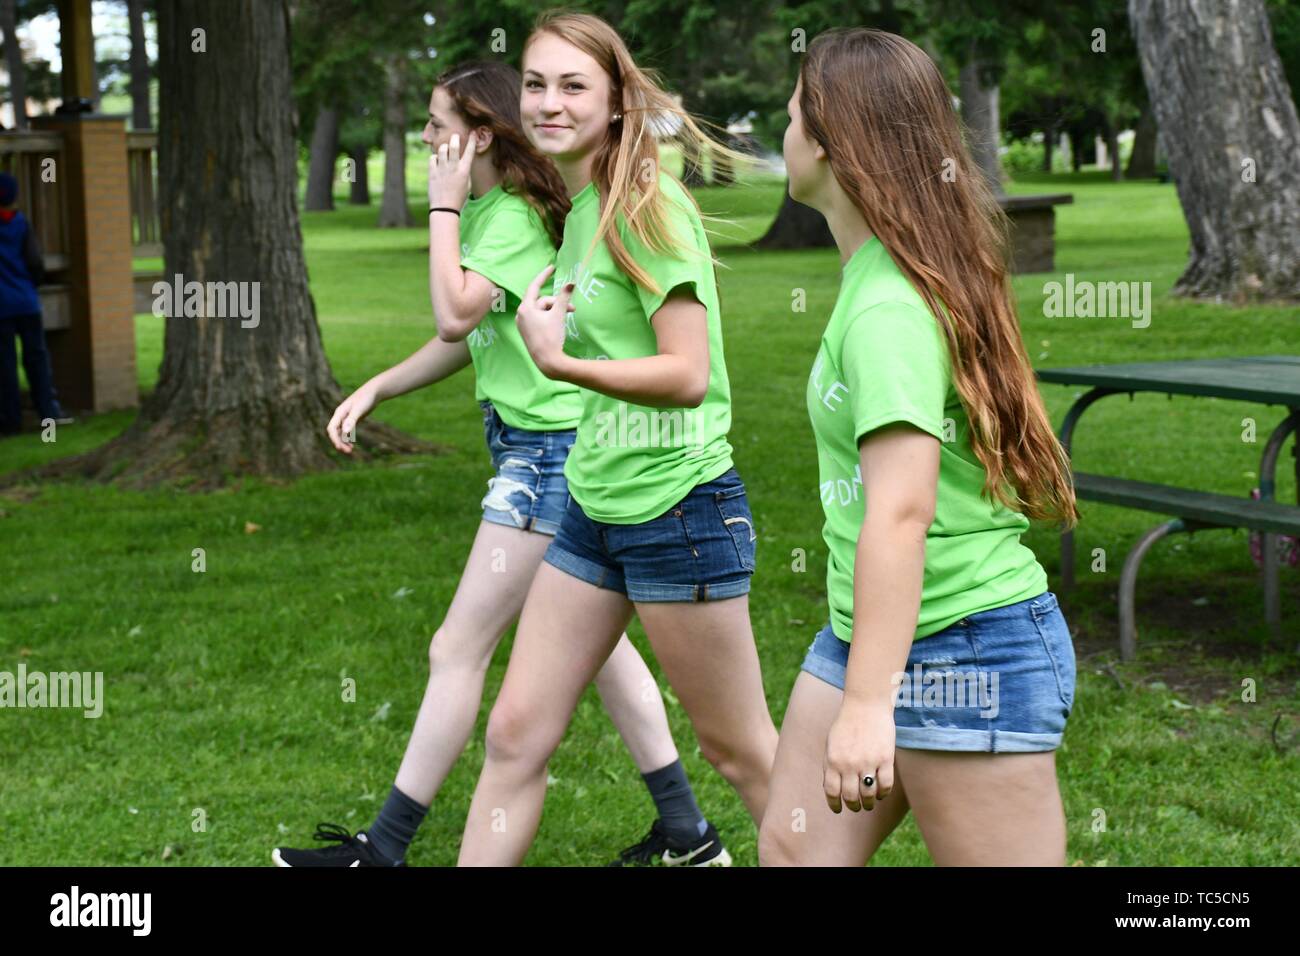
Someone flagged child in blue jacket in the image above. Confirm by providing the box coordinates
[0,171,69,435]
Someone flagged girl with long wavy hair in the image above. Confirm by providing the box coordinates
[273,60,722,867]
[454,12,779,866]
[757,28,1080,867]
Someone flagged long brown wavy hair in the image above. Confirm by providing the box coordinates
[437,60,570,247]
[523,11,753,294]
[800,28,1077,527]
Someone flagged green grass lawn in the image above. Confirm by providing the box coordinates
[1,164,1298,867]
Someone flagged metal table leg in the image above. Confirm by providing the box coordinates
[1258,410,1299,639]
[1057,388,1118,596]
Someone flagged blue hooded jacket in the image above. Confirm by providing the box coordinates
[0,209,44,317]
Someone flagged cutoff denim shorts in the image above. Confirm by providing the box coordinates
[801,591,1075,752]
[543,466,757,603]
[478,401,574,537]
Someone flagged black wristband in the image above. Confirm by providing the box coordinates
[429,206,460,217]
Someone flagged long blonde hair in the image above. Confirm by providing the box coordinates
[524,10,753,294]
[801,28,1077,527]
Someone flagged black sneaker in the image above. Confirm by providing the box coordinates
[272,823,405,867]
[607,819,732,867]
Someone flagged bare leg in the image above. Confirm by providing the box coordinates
[635,596,778,824]
[895,748,1067,866]
[393,523,677,805]
[594,636,679,774]
[394,521,551,804]
[758,672,911,865]
[458,564,634,865]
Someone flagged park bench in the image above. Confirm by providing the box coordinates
[1039,357,1300,660]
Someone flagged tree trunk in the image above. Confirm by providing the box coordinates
[127,0,151,129]
[378,54,411,227]
[1106,120,1123,182]
[1042,123,1054,173]
[959,46,1003,195]
[1129,0,1300,300]
[679,134,706,187]
[347,145,370,205]
[754,188,834,249]
[31,0,428,489]
[1,0,27,129]
[1126,104,1157,179]
[305,106,339,211]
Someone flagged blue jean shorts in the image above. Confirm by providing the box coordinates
[800,592,1075,752]
[543,467,757,603]
[478,401,574,537]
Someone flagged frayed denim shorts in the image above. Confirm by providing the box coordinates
[478,401,574,537]
[543,467,757,603]
[800,592,1075,752]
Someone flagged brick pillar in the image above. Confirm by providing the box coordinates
[34,114,137,413]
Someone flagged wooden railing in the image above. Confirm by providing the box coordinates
[127,130,161,258]
[0,130,69,271]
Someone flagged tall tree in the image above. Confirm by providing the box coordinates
[958,43,1003,194]
[377,52,412,227]
[47,0,424,487]
[304,105,339,210]
[126,0,150,128]
[1130,0,1300,300]
[1,0,27,128]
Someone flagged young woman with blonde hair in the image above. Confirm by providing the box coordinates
[454,11,778,866]
[273,60,722,867]
[757,28,1079,867]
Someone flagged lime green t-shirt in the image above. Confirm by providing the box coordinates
[458,184,582,431]
[554,173,734,524]
[807,236,1048,642]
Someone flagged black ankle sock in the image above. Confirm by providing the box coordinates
[366,786,429,863]
[642,759,708,843]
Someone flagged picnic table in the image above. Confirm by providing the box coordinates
[1037,357,1300,660]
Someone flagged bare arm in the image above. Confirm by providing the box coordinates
[822,424,939,813]
[842,425,939,707]
[428,209,497,342]
[367,334,473,401]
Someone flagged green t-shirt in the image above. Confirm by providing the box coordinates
[458,184,582,431]
[554,173,734,524]
[807,236,1048,642]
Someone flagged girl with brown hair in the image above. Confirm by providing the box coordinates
[454,12,779,866]
[757,28,1080,867]
[273,60,722,867]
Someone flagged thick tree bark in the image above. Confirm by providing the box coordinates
[28,0,429,489]
[959,46,1003,196]
[754,188,834,249]
[305,105,339,211]
[1042,123,1055,173]
[127,0,151,129]
[378,54,411,228]
[1129,0,1300,300]
[1126,104,1158,179]
[347,145,370,205]
[1,0,27,129]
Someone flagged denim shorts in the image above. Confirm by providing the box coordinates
[543,467,757,603]
[478,401,575,536]
[800,592,1075,752]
